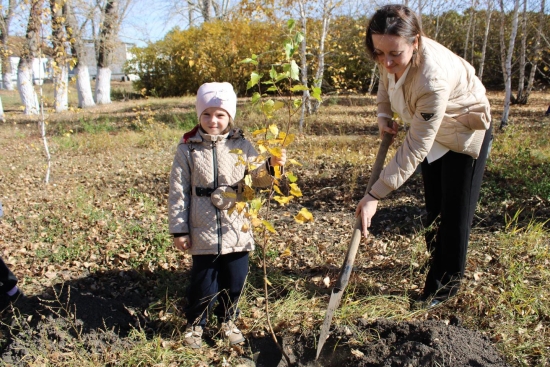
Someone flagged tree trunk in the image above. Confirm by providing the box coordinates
[65,0,96,108]
[311,0,333,114]
[297,0,310,133]
[95,67,112,104]
[478,0,493,81]
[95,0,118,105]
[51,0,69,112]
[515,0,527,103]
[18,0,43,115]
[520,0,545,104]
[76,65,96,108]
[499,0,520,129]
[463,3,473,59]
[0,0,16,90]
[0,96,4,122]
[368,64,378,94]
[17,58,39,115]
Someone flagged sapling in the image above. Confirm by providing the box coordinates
[239,19,320,366]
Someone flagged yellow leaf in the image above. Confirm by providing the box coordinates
[235,201,247,214]
[289,183,302,197]
[268,124,279,137]
[280,248,291,257]
[288,159,302,166]
[282,133,295,147]
[241,223,250,232]
[258,144,267,153]
[262,220,277,233]
[295,207,314,224]
[242,185,255,201]
[189,60,195,67]
[244,174,252,187]
[264,276,272,286]
[273,195,293,205]
[267,146,283,158]
[251,217,262,227]
[252,128,267,137]
[229,148,243,154]
[273,166,282,179]
[273,185,283,195]
[222,191,237,199]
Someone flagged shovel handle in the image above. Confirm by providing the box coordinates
[334,128,394,290]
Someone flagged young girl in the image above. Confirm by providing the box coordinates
[168,82,286,348]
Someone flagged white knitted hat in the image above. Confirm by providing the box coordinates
[195,82,237,120]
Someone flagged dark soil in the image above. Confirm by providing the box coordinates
[1,281,508,367]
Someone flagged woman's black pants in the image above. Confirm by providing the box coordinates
[0,257,18,294]
[420,126,492,300]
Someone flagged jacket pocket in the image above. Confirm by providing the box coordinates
[436,116,475,152]
[455,103,491,130]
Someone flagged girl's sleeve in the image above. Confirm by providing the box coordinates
[370,77,451,199]
[168,144,192,234]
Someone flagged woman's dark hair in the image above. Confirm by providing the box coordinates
[365,4,424,66]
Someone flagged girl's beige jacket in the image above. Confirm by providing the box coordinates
[169,127,273,255]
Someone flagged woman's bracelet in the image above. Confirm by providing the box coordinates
[367,192,380,201]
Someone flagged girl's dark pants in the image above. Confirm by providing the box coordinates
[0,256,18,294]
[185,251,249,327]
[420,125,492,301]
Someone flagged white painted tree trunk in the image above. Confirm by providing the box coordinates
[53,63,69,112]
[311,0,334,114]
[76,65,95,108]
[2,73,14,90]
[0,97,4,122]
[17,58,39,115]
[522,0,545,104]
[95,67,112,105]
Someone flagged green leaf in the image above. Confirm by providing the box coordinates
[287,172,298,183]
[293,99,302,109]
[266,86,277,92]
[251,92,261,104]
[273,100,285,111]
[241,57,258,65]
[287,19,295,32]
[269,66,277,80]
[290,85,309,92]
[311,86,322,102]
[284,41,294,60]
[290,60,300,81]
[295,32,305,44]
[247,71,262,90]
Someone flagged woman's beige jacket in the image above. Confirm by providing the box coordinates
[168,127,273,255]
[371,37,492,199]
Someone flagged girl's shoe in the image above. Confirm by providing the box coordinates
[183,325,203,348]
[220,320,245,345]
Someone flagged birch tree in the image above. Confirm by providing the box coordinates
[17,0,43,115]
[0,0,18,90]
[95,0,117,104]
[498,0,520,129]
[517,0,545,104]
[94,0,132,105]
[478,0,493,81]
[515,0,528,103]
[65,0,95,108]
[51,0,69,111]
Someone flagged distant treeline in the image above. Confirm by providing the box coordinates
[127,10,550,97]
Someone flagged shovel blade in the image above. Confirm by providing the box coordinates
[316,287,344,359]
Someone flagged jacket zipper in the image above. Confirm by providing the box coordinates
[212,141,222,255]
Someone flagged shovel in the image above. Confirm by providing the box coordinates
[316,129,393,360]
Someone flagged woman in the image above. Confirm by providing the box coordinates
[356,5,492,307]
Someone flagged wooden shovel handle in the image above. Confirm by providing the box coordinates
[334,128,393,290]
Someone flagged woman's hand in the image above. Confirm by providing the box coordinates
[355,194,379,238]
[377,117,398,143]
[174,235,191,252]
[270,148,287,166]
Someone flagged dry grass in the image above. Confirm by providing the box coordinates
[1,89,550,366]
